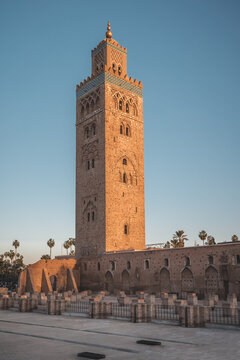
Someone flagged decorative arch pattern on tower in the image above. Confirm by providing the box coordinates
[94,49,105,75]
[111,89,138,117]
[120,121,131,137]
[111,48,123,65]
[82,140,99,164]
[83,200,97,224]
[115,155,137,186]
[77,88,101,120]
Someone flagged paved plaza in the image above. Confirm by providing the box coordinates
[0,310,239,360]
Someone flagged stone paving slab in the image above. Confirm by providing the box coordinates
[0,311,239,360]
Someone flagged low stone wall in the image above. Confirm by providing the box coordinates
[1,290,239,328]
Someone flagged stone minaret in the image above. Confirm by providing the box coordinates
[75,22,145,258]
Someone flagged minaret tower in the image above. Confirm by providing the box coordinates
[75,22,145,258]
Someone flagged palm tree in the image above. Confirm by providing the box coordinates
[8,250,15,265]
[164,241,171,248]
[172,230,188,247]
[67,238,74,252]
[41,254,51,260]
[207,235,216,245]
[12,240,20,262]
[4,251,10,260]
[199,230,208,246]
[170,239,180,248]
[47,238,55,259]
[15,255,24,271]
[63,240,70,255]
[232,234,239,242]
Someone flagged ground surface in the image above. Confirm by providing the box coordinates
[0,310,239,360]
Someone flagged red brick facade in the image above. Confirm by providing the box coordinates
[79,242,240,299]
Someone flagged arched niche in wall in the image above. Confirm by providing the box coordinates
[160,267,170,293]
[105,271,114,293]
[121,270,130,294]
[181,267,194,293]
[205,265,218,296]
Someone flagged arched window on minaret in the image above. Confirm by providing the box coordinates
[92,123,96,136]
[85,127,89,139]
[86,102,89,114]
[133,103,138,116]
[119,100,122,110]
[123,173,127,183]
[129,173,132,184]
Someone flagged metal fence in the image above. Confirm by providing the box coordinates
[155,305,180,321]
[111,303,131,319]
[66,301,89,314]
[208,307,240,326]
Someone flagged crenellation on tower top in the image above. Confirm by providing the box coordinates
[76,23,142,100]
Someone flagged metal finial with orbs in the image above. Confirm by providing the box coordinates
[106,21,112,39]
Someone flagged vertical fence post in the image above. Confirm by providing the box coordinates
[179,305,187,327]
[55,300,61,315]
[89,301,93,319]
[131,303,137,323]
[60,299,66,314]
[187,306,194,327]
[26,298,32,312]
[47,298,56,315]
[104,302,112,318]
[199,306,210,326]
[147,303,155,321]
[19,297,27,312]
[0,296,4,310]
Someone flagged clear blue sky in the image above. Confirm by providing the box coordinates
[0,0,239,264]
